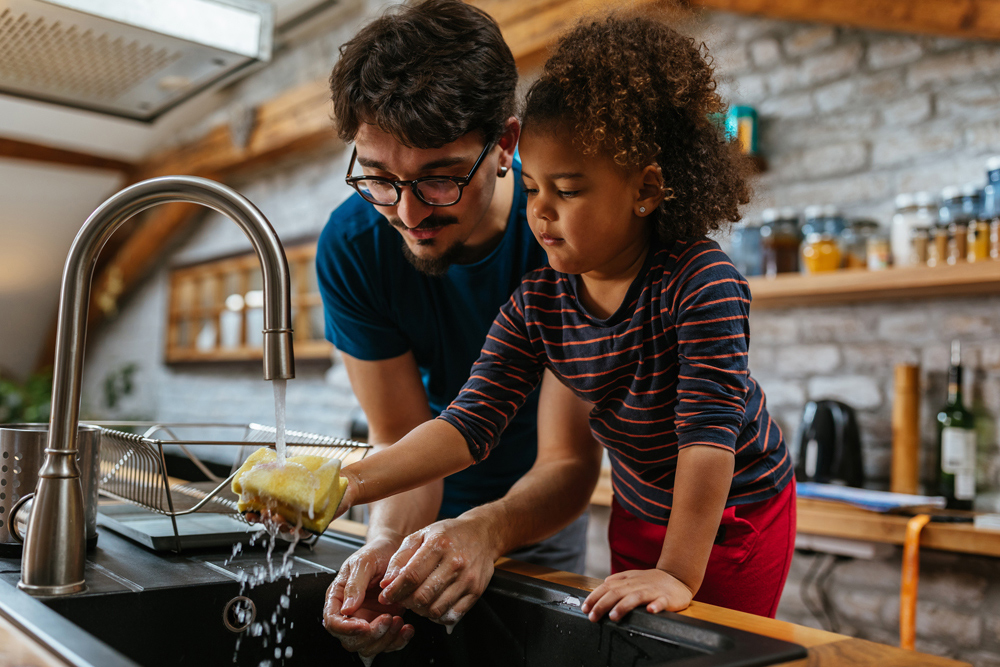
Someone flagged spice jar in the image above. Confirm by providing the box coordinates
[892,193,937,267]
[730,220,763,277]
[867,234,891,270]
[985,156,1000,259]
[841,219,879,269]
[968,220,991,262]
[910,227,930,265]
[938,186,964,226]
[928,224,948,267]
[760,207,801,276]
[948,221,968,264]
[802,233,842,273]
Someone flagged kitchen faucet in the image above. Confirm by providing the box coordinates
[19,176,295,596]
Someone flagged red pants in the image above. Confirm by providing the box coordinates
[609,479,796,618]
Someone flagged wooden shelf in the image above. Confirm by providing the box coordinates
[796,497,1000,558]
[747,260,1000,310]
[590,473,1000,558]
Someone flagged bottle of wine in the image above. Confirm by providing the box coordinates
[936,340,976,510]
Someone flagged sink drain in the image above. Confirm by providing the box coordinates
[223,596,256,633]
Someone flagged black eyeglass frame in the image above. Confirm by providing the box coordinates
[345,140,497,207]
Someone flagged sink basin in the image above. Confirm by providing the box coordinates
[1,530,806,667]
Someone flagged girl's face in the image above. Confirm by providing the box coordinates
[519,127,655,279]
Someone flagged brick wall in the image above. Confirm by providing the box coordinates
[687,13,1000,664]
[81,6,1000,663]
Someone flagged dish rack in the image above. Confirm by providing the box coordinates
[91,422,371,548]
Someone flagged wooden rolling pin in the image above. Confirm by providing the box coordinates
[891,364,921,495]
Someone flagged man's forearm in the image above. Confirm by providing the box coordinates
[656,446,735,594]
[366,482,443,544]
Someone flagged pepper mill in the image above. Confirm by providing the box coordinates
[891,363,921,495]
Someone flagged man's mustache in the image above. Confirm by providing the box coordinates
[388,216,459,232]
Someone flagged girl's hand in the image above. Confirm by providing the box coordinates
[581,569,693,622]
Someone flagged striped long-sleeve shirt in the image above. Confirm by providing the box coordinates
[438,238,792,525]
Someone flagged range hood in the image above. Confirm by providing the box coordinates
[0,0,273,122]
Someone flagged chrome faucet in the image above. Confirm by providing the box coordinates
[19,176,295,596]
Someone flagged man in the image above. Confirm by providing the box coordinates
[315,0,602,658]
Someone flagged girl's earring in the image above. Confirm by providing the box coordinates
[498,166,509,178]
[639,207,646,213]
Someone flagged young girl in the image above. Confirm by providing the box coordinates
[337,14,795,621]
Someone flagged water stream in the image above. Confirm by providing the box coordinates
[272,379,287,465]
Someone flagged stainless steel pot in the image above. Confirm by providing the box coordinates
[0,424,101,547]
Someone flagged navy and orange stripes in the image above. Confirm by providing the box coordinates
[438,239,792,526]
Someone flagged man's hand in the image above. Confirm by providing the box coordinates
[323,536,415,656]
[581,569,694,622]
[378,516,498,625]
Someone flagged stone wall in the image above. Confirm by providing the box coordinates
[81,5,1000,663]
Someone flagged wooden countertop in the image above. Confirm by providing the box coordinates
[0,614,69,667]
[495,558,968,667]
[338,518,968,666]
[1,516,968,667]
[592,468,1000,558]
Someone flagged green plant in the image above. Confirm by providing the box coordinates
[0,371,53,424]
[103,363,138,411]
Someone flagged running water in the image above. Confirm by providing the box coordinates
[229,517,304,666]
[273,378,287,464]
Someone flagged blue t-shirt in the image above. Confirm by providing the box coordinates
[315,163,546,518]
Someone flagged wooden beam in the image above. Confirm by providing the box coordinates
[472,0,676,70]
[135,80,339,182]
[88,202,204,326]
[74,0,669,348]
[0,137,135,174]
[689,0,1000,41]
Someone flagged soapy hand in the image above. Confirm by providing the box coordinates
[582,569,694,622]
[378,516,496,627]
[323,536,414,657]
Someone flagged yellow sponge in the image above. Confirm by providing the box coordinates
[232,447,348,534]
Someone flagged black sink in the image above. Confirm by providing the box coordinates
[1,530,806,667]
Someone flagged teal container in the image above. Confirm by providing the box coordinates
[726,106,759,156]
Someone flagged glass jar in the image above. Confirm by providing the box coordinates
[910,227,930,265]
[928,224,948,267]
[760,207,801,276]
[892,192,937,267]
[948,221,968,264]
[938,185,964,226]
[960,183,983,223]
[841,219,879,269]
[867,234,891,270]
[802,232,842,273]
[729,221,763,277]
[968,220,991,262]
[985,156,1000,258]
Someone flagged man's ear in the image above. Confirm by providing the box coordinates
[634,164,668,218]
[497,116,521,172]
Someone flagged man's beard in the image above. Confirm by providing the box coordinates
[389,215,473,276]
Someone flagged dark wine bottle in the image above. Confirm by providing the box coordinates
[936,341,976,510]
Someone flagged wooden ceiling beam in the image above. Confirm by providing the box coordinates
[85,1,635,342]
[689,0,1000,41]
[0,137,135,175]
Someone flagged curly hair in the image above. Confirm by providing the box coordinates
[522,14,751,243]
[329,0,517,149]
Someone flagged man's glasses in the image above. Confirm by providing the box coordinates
[345,141,495,207]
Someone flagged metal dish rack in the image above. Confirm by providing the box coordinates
[92,422,371,549]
